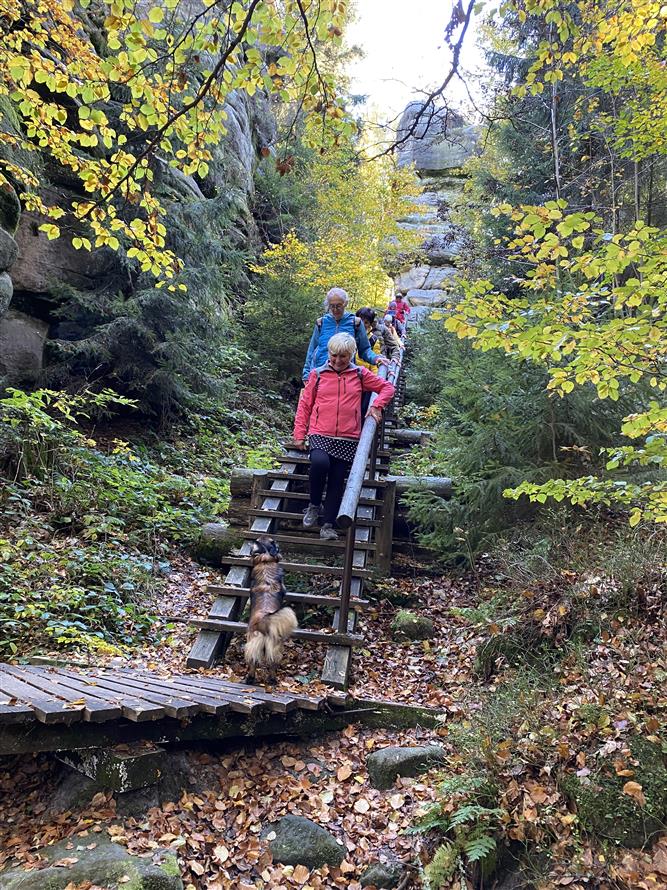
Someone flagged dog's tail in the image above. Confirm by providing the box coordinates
[245,607,298,668]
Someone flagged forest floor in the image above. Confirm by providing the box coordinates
[1,537,666,890]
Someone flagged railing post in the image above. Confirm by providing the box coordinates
[337,523,356,633]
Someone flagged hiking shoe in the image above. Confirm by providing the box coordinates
[320,523,338,541]
[303,503,320,528]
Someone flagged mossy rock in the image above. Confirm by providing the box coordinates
[0,184,20,235]
[390,610,434,641]
[191,522,242,565]
[0,834,182,889]
[264,815,345,869]
[561,737,667,847]
[367,745,446,790]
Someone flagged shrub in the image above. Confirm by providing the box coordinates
[403,320,646,562]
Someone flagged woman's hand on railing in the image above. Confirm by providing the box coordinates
[366,407,382,424]
[375,356,390,367]
[292,438,307,451]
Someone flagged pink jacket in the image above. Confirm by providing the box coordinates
[394,299,411,323]
[294,364,395,441]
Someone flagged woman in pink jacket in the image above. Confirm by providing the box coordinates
[293,333,395,540]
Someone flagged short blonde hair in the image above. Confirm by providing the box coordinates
[328,332,356,357]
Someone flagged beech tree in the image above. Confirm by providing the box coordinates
[447,0,667,524]
[0,0,352,287]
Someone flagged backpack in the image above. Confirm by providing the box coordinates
[316,315,362,333]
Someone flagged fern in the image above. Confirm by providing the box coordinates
[448,803,506,830]
[463,833,496,862]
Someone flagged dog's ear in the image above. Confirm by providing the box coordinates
[250,540,262,556]
[268,539,281,560]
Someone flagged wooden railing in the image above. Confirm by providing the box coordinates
[332,348,404,634]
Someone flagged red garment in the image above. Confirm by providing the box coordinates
[393,298,411,324]
[294,364,395,441]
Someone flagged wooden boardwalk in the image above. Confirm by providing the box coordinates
[0,664,351,755]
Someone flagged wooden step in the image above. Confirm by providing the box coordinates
[190,619,364,647]
[217,556,372,579]
[206,585,370,609]
[248,509,382,527]
[266,471,387,488]
[256,489,383,506]
[239,531,376,551]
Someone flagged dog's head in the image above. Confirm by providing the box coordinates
[250,535,282,562]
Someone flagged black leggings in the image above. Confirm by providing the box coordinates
[309,448,351,525]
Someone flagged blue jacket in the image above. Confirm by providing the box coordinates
[302,312,377,381]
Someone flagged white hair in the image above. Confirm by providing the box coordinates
[328,332,356,356]
[324,287,349,310]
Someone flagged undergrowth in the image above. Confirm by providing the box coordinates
[0,387,286,656]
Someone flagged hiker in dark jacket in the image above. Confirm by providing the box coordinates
[302,287,388,382]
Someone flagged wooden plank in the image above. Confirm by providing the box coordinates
[267,471,387,488]
[256,490,383,506]
[216,557,371,579]
[2,666,122,723]
[91,671,214,718]
[376,478,396,576]
[0,667,84,724]
[54,669,167,722]
[0,701,36,724]
[123,674,266,715]
[248,509,382,527]
[155,675,303,714]
[206,585,370,609]
[87,673,201,718]
[239,531,376,551]
[190,619,365,647]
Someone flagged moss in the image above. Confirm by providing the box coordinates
[391,609,434,641]
[561,737,667,847]
[159,855,180,878]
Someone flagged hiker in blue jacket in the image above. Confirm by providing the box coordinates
[302,287,388,382]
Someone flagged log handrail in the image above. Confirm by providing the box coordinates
[336,348,404,530]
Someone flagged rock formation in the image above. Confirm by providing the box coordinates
[0,89,275,387]
[394,102,477,317]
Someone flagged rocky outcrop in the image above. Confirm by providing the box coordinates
[394,102,476,316]
[397,103,477,174]
[0,85,276,385]
[0,310,49,385]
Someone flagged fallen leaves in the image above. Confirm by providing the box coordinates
[622,780,647,807]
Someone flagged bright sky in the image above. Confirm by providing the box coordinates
[345,0,485,127]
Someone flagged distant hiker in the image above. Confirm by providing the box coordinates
[302,287,388,382]
[293,333,395,540]
[383,313,404,353]
[393,294,411,330]
[355,307,400,368]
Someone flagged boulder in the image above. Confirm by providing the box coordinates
[423,266,457,289]
[0,183,20,234]
[0,834,182,889]
[10,207,121,293]
[423,233,465,265]
[0,310,48,384]
[390,610,435,641]
[396,103,477,174]
[406,288,449,308]
[367,745,446,790]
[394,265,429,291]
[0,271,12,316]
[360,858,407,888]
[265,815,345,869]
[0,226,18,271]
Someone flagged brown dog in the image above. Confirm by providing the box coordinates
[245,536,298,684]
